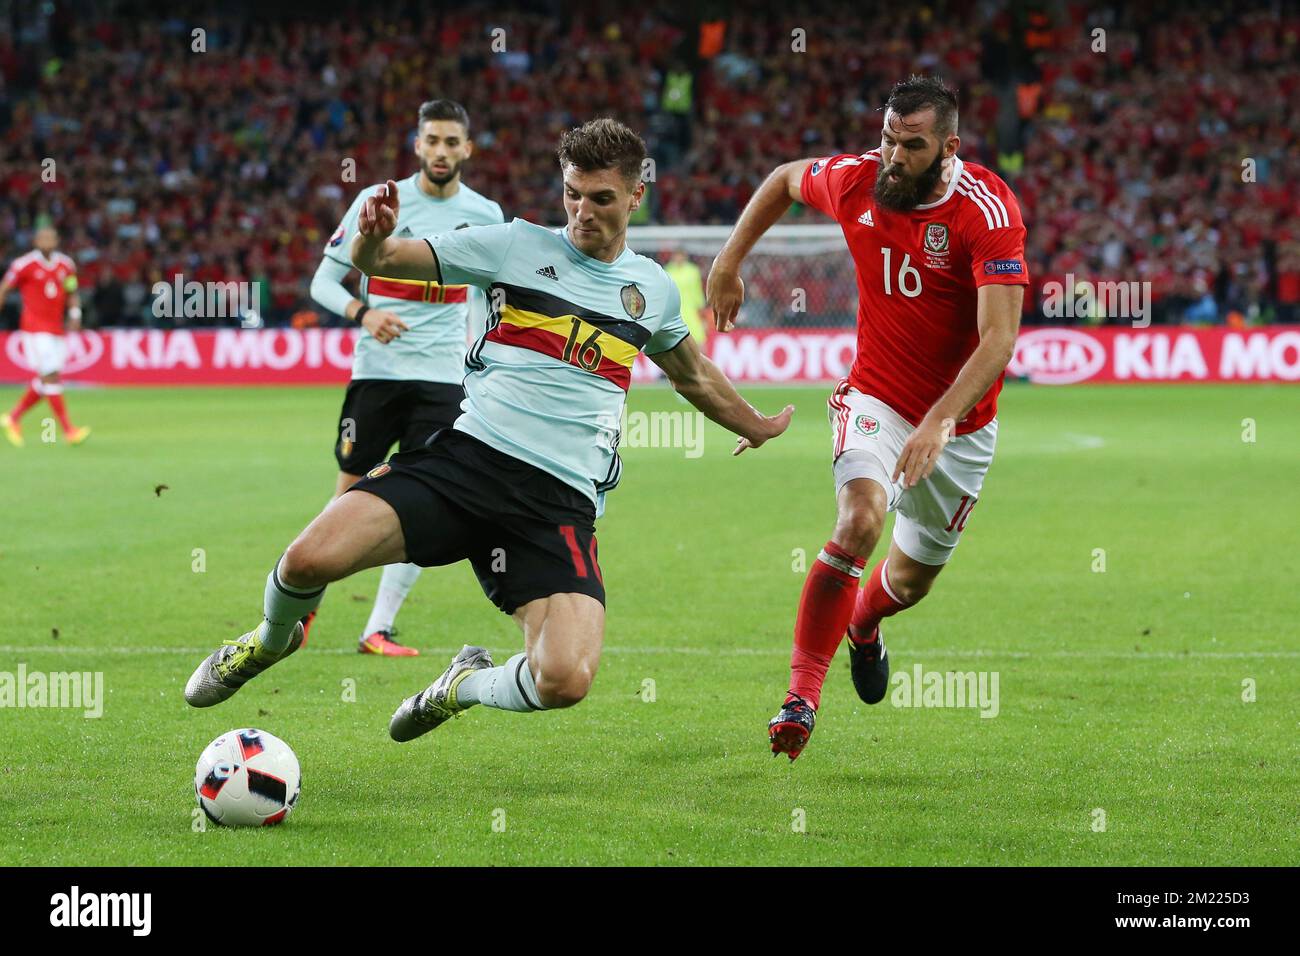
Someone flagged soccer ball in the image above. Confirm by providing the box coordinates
[195,728,301,827]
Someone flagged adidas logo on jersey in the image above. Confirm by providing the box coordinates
[397,226,413,237]
[536,265,558,280]
[858,210,874,226]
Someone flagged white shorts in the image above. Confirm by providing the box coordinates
[21,332,67,376]
[827,381,997,566]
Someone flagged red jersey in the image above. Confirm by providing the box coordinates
[3,250,77,334]
[801,152,1028,433]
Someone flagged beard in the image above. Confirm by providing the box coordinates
[873,150,945,211]
[420,155,462,187]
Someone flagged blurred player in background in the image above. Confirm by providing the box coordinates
[1,225,90,447]
[709,76,1028,760]
[307,98,504,656]
[184,119,793,749]
[664,248,708,344]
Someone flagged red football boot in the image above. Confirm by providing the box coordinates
[768,692,817,761]
[358,629,419,656]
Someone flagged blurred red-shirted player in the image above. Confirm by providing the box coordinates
[708,76,1029,759]
[1,225,90,446]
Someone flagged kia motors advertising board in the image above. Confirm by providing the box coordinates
[2,327,1299,385]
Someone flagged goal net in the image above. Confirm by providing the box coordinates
[627,224,855,330]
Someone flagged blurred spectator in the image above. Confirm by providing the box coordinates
[0,0,1295,330]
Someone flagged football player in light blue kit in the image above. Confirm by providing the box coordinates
[308,99,503,657]
[184,120,794,743]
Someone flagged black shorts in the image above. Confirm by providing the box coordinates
[334,379,465,474]
[347,429,605,615]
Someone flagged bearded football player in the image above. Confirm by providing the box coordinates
[708,75,1029,760]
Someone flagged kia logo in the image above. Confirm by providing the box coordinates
[5,331,105,374]
[1009,328,1106,385]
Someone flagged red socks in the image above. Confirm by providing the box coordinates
[788,552,916,710]
[9,383,41,422]
[789,541,866,709]
[848,559,909,645]
[8,381,73,432]
[45,390,75,432]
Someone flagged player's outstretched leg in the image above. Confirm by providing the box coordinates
[389,592,603,742]
[388,644,493,740]
[184,489,407,707]
[358,562,423,656]
[769,478,882,759]
[184,564,315,707]
[769,540,866,760]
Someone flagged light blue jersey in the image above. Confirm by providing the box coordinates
[323,173,504,383]
[428,218,690,513]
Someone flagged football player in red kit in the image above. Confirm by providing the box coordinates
[1,226,90,447]
[708,76,1029,759]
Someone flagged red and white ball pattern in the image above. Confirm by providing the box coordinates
[195,728,301,827]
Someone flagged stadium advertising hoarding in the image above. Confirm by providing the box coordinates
[703,327,1300,385]
[3,326,1300,385]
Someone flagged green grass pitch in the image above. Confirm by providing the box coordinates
[1,381,1296,865]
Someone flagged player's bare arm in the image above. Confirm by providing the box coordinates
[706,159,816,331]
[355,305,408,345]
[329,271,409,343]
[67,291,82,332]
[311,255,408,344]
[893,284,1023,487]
[350,179,441,282]
[0,279,9,310]
[649,333,794,455]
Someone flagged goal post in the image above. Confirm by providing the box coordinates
[627,224,856,331]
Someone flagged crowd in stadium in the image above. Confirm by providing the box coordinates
[2,0,1297,330]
